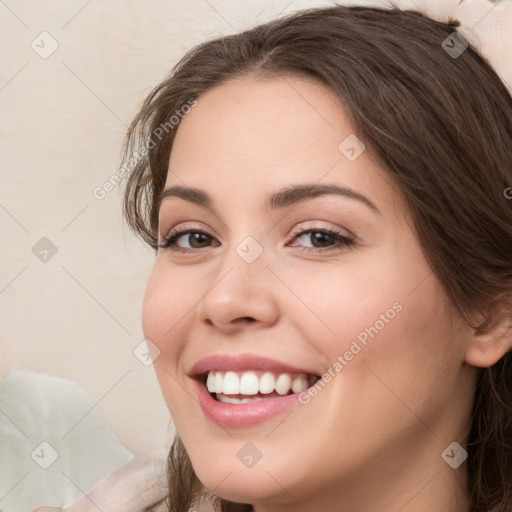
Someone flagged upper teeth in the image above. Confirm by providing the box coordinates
[205,371,315,396]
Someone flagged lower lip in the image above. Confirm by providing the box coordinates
[194,379,301,428]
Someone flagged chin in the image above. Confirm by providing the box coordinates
[195,468,279,506]
[187,439,309,506]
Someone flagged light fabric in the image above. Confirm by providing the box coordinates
[0,367,134,511]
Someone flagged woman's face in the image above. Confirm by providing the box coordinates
[142,75,477,510]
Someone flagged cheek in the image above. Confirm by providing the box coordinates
[142,260,201,340]
[142,262,216,418]
[330,265,462,428]
[280,257,405,352]
[284,249,456,381]
[141,264,191,369]
[142,271,193,418]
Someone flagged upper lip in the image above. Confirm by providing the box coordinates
[189,353,320,377]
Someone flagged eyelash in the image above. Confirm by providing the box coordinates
[158,225,354,253]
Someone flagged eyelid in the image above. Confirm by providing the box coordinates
[288,221,353,241]
[159,221,216,243]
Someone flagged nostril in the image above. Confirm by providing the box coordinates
[203,316,256,328]
[235,317,256,324]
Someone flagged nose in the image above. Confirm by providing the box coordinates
[196,244,280,333]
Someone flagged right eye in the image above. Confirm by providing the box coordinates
[158,229,220,252]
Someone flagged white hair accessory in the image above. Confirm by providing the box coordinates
[339,0,512,95]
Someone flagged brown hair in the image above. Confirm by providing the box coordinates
[121,5,512,512]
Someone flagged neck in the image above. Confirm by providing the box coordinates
[251,448,470,512]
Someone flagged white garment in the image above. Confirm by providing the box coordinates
[0,367,134,512]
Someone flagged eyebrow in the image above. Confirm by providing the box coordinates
[158,183,380,214]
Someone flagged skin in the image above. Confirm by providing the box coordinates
[142,74,511,512]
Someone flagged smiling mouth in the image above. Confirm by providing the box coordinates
[202,370,320,404]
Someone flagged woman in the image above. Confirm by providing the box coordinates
[120,3,512,511]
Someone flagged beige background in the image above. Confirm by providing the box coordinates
[0,0,353,461]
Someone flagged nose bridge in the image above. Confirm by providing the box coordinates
[214,232,270,301]
[196,232,278,328]
[216,228,270,280]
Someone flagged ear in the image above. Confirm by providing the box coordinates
[465,301,512,368]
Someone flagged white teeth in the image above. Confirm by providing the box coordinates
[206,373,216,393]
[241,397,260,403]
[275,373,292,395]
[215,372,224,393]
[204,370,314,397]
[291,376,308,393]
[259,372,275,394]
[223,371,239,395]
[240,372,259,395]
[217,394,264,404]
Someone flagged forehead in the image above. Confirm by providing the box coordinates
[165,75,403,217]
[169,74,348,169]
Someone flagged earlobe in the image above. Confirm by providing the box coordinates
[465,302,512,368]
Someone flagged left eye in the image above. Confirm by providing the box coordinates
[289,229,354,251]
